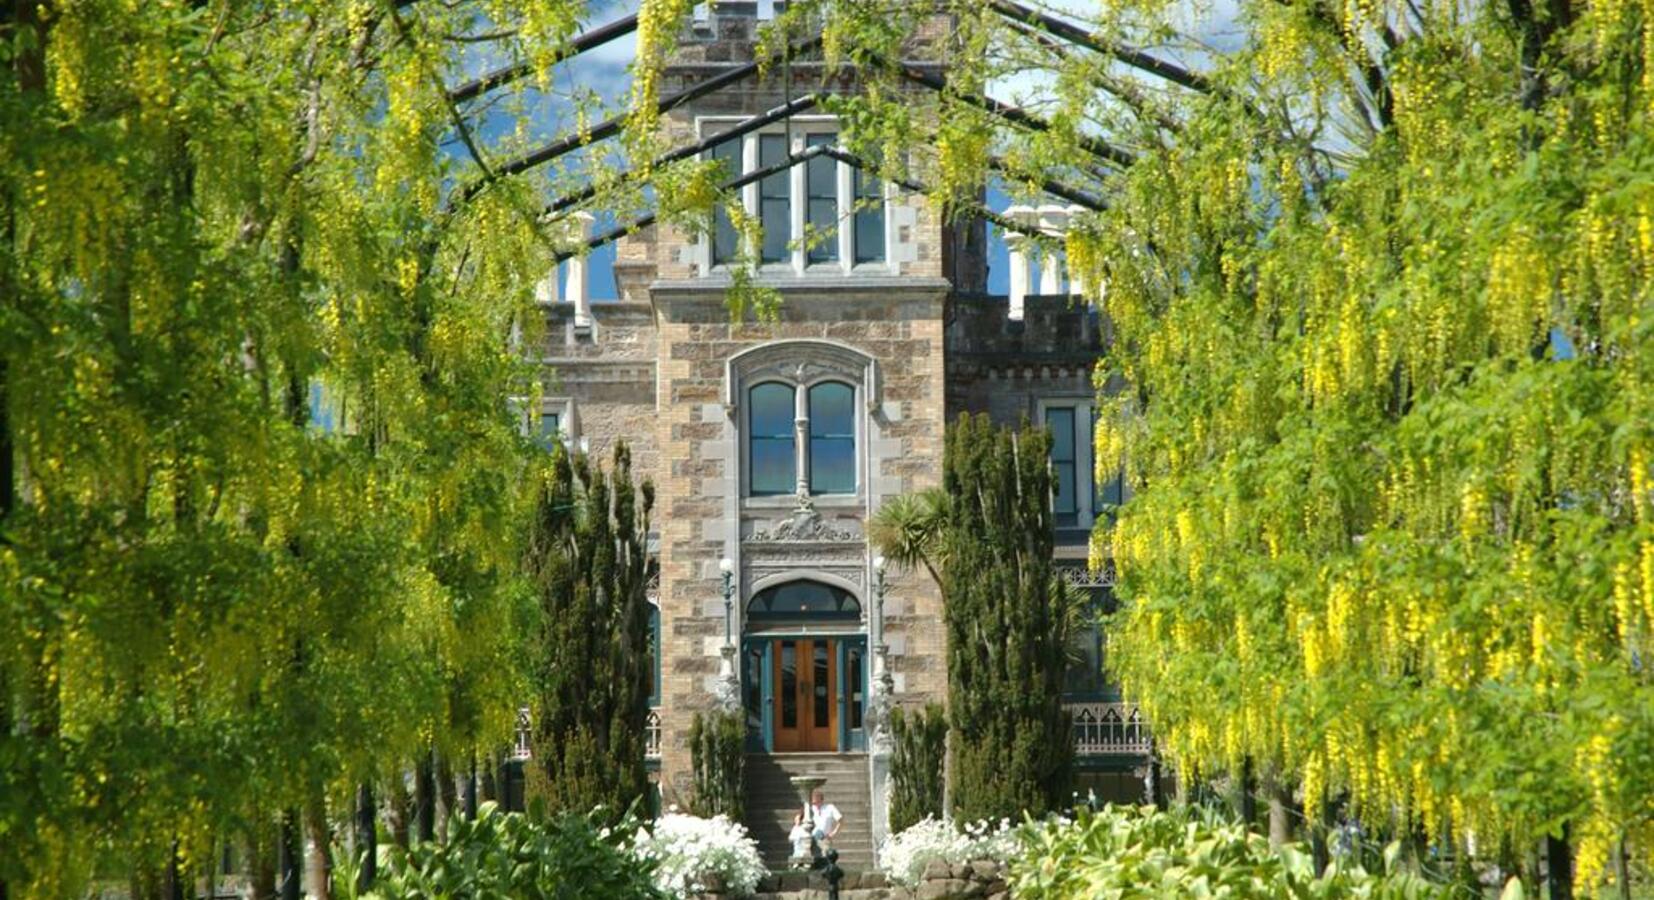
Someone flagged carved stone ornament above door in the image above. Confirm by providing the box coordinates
[748,491,860,543]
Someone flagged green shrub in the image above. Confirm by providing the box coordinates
[889,703,947,833]
[366,802,662,900]
[689,710,745,820]
[1011,805,1454,899]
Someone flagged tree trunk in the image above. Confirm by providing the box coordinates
[1545,827,1573,900]
[415,749,436,842]
[164,839,185,900]
[1237,757,1258,826]
[355,783,377,891]
[277,809,301,900]
[305,797,331,900]
[1175,762,1193,806]
[1144,751,1164,809]
[1266,771,1292,847]
[249,825,277,900]
[464,755,479,820]
[1613,837,1631,900]
[436,750,459,841]
[481,758,498,805]
[389,773,412,849]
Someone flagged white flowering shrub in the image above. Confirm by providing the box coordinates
[631,811,768,897]
[878,816,1023,887]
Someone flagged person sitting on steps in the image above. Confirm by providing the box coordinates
[807,787,842,865]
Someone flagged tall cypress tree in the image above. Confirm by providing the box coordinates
[523,443,657,822]
[941,414,1074,822]
[872,415,1077,823]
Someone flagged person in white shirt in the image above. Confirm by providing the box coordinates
[809,788,842,850]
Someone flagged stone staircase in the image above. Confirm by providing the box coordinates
[745,752,874,871]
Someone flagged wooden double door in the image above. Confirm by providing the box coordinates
[772,638,838,752]
[744,635,867,753]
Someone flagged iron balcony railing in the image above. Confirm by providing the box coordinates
[1066,701,1152,756]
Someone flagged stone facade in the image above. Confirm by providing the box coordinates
[530,1,1134,862]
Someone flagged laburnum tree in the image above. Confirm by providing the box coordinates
[522,444,656,823]
[0,1,614,895]
[620,0,1654,891]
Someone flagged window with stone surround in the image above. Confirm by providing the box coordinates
[698,118,889,275]
[514,397,576,453]
[729,340,875,502]
[1040,399,1124,529]
[745,379,858,498]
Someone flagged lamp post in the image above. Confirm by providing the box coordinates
[719,557,735,645]
[866,556,895,756]
[872,557,893,695]
[714,557,741,712]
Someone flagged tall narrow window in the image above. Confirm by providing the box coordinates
[1062,588,1110,698]
[709,136,741,265]
[847,645,864,730]
[780,640,798,728]
[808,382,855,494]
[812,642,831,728]
[805,133,838,264]
[647,605,660,706]
[852,164,885,264]
[745,644,765,736]
[749,383,796,496]
[758,134,790,263]
[1046,407,1078,526]
[535,412,561,451]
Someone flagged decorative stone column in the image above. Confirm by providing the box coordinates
[567,211,595,331]
[1003,205,1036,321]
[1037,204,1070,295]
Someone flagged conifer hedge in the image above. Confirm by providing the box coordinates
[524,444,657,824]
[689,710,746,820]
[889,703,947,833]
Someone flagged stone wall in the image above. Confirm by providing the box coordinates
[535,301,660,477]
[648,283,951,801]
[944,292,1108,427]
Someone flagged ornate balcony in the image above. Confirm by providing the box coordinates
[1066,701,1152,756]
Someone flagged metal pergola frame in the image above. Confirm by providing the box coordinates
[446,2,1210,258]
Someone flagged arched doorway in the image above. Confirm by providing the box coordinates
[742,580,868,753]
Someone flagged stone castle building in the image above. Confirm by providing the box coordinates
[527,3,1150,866]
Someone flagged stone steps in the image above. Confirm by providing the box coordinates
[745,753,874,870]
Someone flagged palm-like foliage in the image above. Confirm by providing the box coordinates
[868,488,950,588]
